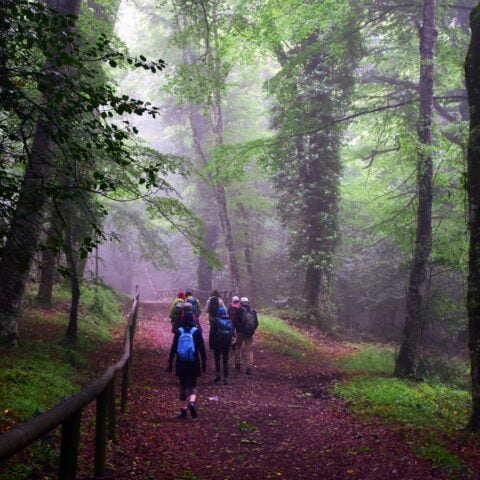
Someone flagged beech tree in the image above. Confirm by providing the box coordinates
[395,0,437,378]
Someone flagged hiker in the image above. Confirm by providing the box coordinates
[228,295,243,350]
[210,306,233,384]
[169,292,186,333]
[205,289,225,322]
[185,290,202,320]
[206,289,225,349]
[167,311,207,419]
[183,302,201,328]
[235,297,258,375]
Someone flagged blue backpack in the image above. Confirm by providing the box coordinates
[177,327,197,362]
[216,316,233,344]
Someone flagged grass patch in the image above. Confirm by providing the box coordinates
[259,314,315,360]
[0,282,126,423]
[334,343,395,375]
[333,343,472,473]
[413,444,467,474]
[334,376,470,433]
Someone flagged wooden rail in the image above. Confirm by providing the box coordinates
[0,288,140,479]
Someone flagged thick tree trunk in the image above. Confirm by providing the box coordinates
[395,0,436,378]
[465,3,480,432]
[0,0,82,345]
[37,211,61,305]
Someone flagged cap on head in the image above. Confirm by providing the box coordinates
[218,306,227,316]
[185,290,192,297]
[240,297,249,303]
[232,296,240,303]
[178,292,186,300]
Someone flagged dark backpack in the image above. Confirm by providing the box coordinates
[177,327,197,362]
[171,300,185,332]
[215,316,233,345]
[208,296,220,316]
[187,297,200,317]
[242,309,256,336]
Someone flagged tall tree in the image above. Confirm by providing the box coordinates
[465,1,480,431]
[0,0,83,345]
[395,0,437,377]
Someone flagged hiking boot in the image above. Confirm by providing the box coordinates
[214,375,221,383]
[246,367,252,375]
[188,403,198,418]
[177,408,187,419]
[223,377,229,385]
[235,363,241,371]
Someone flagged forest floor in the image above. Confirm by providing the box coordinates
[75,301,480,480]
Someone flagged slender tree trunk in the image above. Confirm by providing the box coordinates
[197,223,218,293]
[63,203,80,343]
[37,211,61,305]
[0,0,82,345]
[395,0,436,378]
[238,205,256,300]
[465,2,480,432]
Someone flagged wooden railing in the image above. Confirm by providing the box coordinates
[0,288,140,479]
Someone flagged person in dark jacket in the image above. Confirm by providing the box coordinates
[210,306,233,384]
[167,312,207,418]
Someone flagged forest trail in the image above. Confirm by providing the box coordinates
[82,302,449,480]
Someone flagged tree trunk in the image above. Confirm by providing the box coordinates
[197,223,218,293]
[238,205,256,301]
[0,0,82,345]
[63,203,80,343]
[395,0,436,378]
[465,2,480,432]
[37,211,61,305]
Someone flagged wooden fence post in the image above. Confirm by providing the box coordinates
[94,389,108,478]
[58,410,82,480]
[107,379,116,443]
[121,359,130,414]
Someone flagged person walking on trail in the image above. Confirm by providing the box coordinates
[167,311,207,419]
[169,292,186,333]
[183,302,201,328]
[228,296,243,355]
[235,297,259,375]
[210,306,233,384]
[205,289,225,322]
[185,290,201,319]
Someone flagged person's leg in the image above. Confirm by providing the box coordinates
[214,349,221,382]
[223,347,230,383]
[244,335,254,374]
[178,377,188,418]
[235,332,244,370]
[187,377,198,418]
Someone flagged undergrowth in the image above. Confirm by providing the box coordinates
[333,343,472,475]
[0,282,128,480]
[259,314,315,360]
[0,282,126,422]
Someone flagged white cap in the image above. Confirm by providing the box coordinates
[232,296,240,302]
[240,297,249,303]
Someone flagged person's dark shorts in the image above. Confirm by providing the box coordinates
[179,375,198,401]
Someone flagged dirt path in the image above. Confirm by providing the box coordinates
[85,302,448,480]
